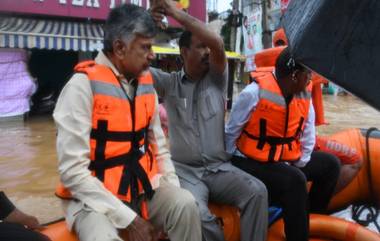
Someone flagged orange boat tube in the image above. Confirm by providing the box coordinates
[41,219,78,241]
[268,214,380,241]
[328,128,380,211]
[41,213,380,241]
[40,128,380,241]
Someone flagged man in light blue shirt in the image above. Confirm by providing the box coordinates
[225,47,340,241]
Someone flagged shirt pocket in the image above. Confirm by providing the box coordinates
[200,90,217,120]
[167,96,188,125]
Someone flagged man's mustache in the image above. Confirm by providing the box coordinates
[201,55,209,63]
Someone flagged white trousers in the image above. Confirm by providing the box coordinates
[72,183,201,241]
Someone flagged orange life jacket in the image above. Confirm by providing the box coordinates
[55,61,158,207]
[237,72,312,162]
[254,46,286,68]
[272,28,288,47]
[250,67,275,82]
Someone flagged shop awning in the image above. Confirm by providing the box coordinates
[0,16,103,51]
[0,16,245,60]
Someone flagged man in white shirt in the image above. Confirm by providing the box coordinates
[225,47,340,241]
[53,4,201,241]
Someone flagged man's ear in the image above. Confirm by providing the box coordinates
[180,47,187,61]
[113,39,126,60]
[292,69,301,83]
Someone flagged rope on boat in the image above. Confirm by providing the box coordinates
[352,205,380,232]
[352,127,380,233]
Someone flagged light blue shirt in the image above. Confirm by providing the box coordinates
[225,81,316,168]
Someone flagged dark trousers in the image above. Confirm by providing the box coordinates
[0,222,51,241]
[232,151,340,241]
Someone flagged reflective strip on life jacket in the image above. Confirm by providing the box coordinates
[90,80,129,100]
[259,88,287,107]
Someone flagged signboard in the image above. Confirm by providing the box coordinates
[242,6,263,71]
[0,0,205,23]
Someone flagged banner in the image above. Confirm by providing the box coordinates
[0,0,205,23]
[242,6,263,71]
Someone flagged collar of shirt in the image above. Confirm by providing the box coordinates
[95,51,137,86]
[180,68,197,84]
[180,69,187,82]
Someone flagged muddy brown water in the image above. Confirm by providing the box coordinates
[0,94,379,224]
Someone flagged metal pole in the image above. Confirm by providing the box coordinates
[261,0,272,48]
[230,0,239,51]
[235,0,242,54]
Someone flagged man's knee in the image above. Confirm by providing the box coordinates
[77,228,121,241]
[247,178,267,200]
[286,169,307,192]
[254,178,268,199]
[74,211,121,241]
[169,188,199,218]
[235,169,268,201]
[324,152,341,175]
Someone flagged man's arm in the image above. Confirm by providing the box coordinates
[0,192,41,229]
[147,94,180,187]
[225,83,260,154]
[0,191,15,220]
[53,74,137,229]
[149,67,172,99]
[153,0,226,74]
[295,103,316,168]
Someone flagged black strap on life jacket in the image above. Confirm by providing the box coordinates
[89,119,144,181]
[295,117,305,139]
[88,70,155,206]
[144,122,154,171]
[244,116,305,161]
[88,119,154,206]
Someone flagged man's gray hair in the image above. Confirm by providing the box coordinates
[103,4,157,53]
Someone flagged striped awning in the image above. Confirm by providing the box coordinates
[0,16,104,51]
[0,16,245,60]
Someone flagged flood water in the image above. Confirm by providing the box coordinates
[0,94,379,224]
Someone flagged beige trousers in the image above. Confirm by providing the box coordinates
[73,183,201,241]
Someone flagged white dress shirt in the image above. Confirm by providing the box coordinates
[53,51,180,230]
[225,81,316,167]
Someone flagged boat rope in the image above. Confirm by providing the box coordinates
[352,127,380,233]
[352,205,380,232]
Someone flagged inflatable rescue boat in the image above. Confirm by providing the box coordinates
[40,128,380,241]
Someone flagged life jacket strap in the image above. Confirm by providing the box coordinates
[117,148,154,200]
[294,117,305,139]
[89,119,154,203]
[122,194,151,220]
[90,127,144,142]
[243,118,297,162]
[257,119,267,150]
[243,130,296,145]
